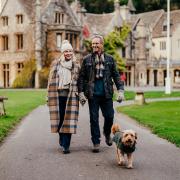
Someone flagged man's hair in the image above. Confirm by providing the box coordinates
[91,34,104,44]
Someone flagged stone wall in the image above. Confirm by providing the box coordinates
[0,0,34,87]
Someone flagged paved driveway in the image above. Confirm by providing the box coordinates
[0,103,179,180]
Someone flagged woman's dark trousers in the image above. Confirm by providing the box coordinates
[58,96,71,150]
[88,95,114,145]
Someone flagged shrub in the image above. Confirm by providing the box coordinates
[39,67,50,88]
[12,59,36,88]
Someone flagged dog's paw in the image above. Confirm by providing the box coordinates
[118,161,125,166]
[126,165,133,169]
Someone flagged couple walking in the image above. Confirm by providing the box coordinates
[47,35,124,154]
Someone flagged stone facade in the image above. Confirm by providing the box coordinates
[0,0,34,87]
[0,0,180,89]
[80,0,180,89]
[149,10,180,88]
[0,0,82,88]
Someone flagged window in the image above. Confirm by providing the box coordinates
[56,33,62,48]
[160,41,166,50]
[3,64,10,88]
[16,34,23,50]
[163,25,167,31]
[65,33,78,50]
[55,12,64,24]
[16,14,23,24]
[17,63,24,73]
[163,19,173,32]
[178,39,180,48]
[122,47,126,58]
[2,16,8,26]
[163,19,168,32]
[66,33,77,49]
[2,35,9,51]
[141,73,143,79]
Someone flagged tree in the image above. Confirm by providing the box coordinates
[68,0,114,13]
[104,24,131,71]
[68,0,180,14]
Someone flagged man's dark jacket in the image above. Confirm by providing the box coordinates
[78,53,124,99]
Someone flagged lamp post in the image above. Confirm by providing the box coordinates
[165,0,171,94]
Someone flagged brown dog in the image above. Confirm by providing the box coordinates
[111,124,137,169]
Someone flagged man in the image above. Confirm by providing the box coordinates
[78,35,124,152]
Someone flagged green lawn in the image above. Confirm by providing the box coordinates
[117,101,180,147]
[0,89,46,143]
[114,91,180,101]
[0,89,180,145]
[126,91,180,100]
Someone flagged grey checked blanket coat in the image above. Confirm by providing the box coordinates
[47,58,80,134]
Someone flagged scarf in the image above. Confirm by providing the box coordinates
[58,55,72,90]
[95,53,104,79]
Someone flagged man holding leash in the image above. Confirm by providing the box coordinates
[78,35,124,152]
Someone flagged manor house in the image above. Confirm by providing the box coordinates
[0,0,180,88]
[77,0,180,88]
[0,0,82,88]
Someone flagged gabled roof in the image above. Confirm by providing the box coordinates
[18,0,49,17]
[152,9,180,38]
[132,9,164,30]
[0,0,7,14]
[17,0,80,26]
[85,13,114,36]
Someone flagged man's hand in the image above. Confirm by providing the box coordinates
[117,90,125,103]
[79,92,87,106]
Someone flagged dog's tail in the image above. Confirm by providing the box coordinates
[111,123,121,135]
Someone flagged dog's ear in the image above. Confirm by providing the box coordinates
[135,132,137,140]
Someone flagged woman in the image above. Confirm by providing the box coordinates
[47,40,80,154]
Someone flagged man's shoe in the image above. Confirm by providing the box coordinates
[63,148,70,154]
[105,136,113,146]
[92,144,100,153]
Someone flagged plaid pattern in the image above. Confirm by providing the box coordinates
[95,53,104,79]
[47,59,80,134]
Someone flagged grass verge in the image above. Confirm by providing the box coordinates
[0,89,46,143]
[117,101,180,147]
[124,91,180,100]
